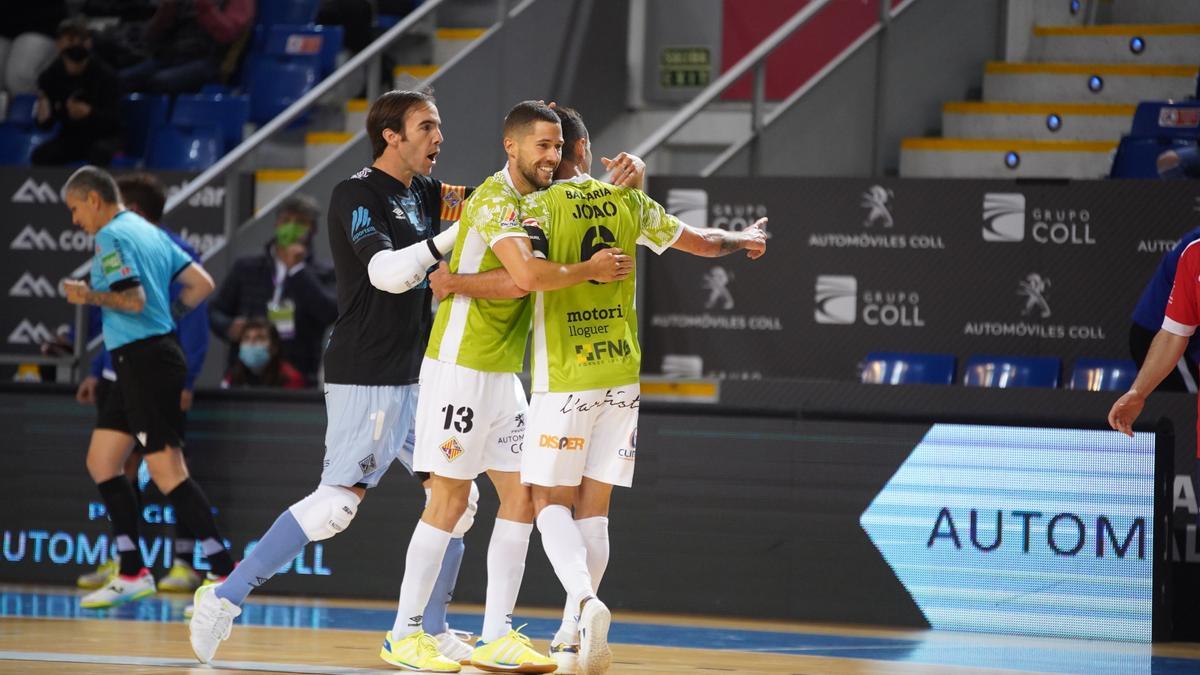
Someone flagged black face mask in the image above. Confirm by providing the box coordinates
[63,45,89,63]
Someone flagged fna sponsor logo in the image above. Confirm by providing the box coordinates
[665,188,771,237]
[962,273,1105,340]
[808,185,945,250]
[9,273,62,298]
[648,265,782,331]
[814,275,924,327]
[982,192,1095,245]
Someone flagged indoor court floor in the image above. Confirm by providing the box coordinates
[0,584,1198,674]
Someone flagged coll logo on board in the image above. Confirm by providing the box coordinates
[11,179,60,204]
[814,275,857,324]
[982,193,1025,242]
[982,193,1095,245]
[666,187,769,235]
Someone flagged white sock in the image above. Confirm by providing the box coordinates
[536,505,594,616]
[555,516,609,644]
[391,520,452,640]
[481,518,533,642]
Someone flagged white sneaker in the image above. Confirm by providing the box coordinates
[80,568,155,609]
[577,597,611,675]
[551,642,580,674]
[188,583,241,663]
[434,630,474,665]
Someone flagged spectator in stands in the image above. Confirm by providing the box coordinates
[118,0,255,95]
[1130,226,1200,392]
[208,194,337,386]
[318,0,374,54]
[1157,144,1200,179]
[31,18,122,166]
[221,318,305,389]
[0,1,67,98]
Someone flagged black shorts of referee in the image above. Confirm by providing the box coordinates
[96,333,187,453]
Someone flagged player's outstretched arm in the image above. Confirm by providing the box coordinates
[428,262,527,301]
[1107,328,1188,436]
[491,236,631,292]
[672,218,767,259]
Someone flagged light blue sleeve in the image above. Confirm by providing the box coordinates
[95,228,139,288]
[166,233,193,278]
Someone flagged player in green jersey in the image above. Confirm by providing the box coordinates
[430,105,766,675]
[387,101,637,673]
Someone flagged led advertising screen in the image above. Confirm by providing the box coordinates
[860,424,1155,642]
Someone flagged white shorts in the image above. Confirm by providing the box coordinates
[413,357,527,480]
[521,384,640,488]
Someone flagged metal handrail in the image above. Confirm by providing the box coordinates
[701,0,918,176]
[631,0,835,161]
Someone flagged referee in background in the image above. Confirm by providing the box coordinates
[61,166,237,609]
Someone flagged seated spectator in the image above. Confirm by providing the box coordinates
[31,18,121,166]
[209,194,337,386]
[221,318,305,389]
[118,0,254,95]
[1158,143,1200,179]
[0,1,66,97]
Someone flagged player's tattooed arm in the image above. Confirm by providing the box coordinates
[672,218,768,260]
[63,280,146,313]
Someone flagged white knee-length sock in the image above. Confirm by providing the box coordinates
[480,518,533,642]
[391,521,452,640]
[536,505,594,614]
[555,516,609,644]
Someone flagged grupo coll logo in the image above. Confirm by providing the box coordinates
[814,275,857,324]
[814,275,924,327]
[982,193,1095,245]
[666,188,769,235]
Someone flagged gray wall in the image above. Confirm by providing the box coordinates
[714,0,1001,177]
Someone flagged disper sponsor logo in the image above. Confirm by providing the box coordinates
[12,178,60,203]
[539,435,585,451]
[814,275,857,324]
[8,319,66,345]
[9,273,61,298]
[10,226,94,252]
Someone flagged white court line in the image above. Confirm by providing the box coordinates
[0,650,401,674]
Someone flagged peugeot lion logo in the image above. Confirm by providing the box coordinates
[702,266,734,310]
[1018,273,1051,318]
[860,185,894,228]
[983,193,1026,242]
[815,275,857,324]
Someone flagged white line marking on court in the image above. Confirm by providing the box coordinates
[0,650,401,673]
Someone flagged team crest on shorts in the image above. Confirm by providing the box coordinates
[441,437,465,462]
[358,453,377,475]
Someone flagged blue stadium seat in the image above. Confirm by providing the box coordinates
[255,0,319,26]
[145,125,221,170]
[0,125,54,165]
[246,55,318,125]
[1109,135,1193,178]
[1130,101,1200,140]
[317,25,344,76]
[962,355,1061,389]
[6,93,38,127]
[119,93,169,160]
[860,352,956,385]
[172,93,250,153]
[1068,358,1138,392]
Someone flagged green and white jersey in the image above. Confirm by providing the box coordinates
[520,174,684,393]
[426,168,531,373]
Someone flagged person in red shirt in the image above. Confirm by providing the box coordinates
[221,318,305,389]
[1110,239,1200,436]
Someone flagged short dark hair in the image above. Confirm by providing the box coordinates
[277,193,321,230]
[117,173,166,223]
[502,101,560,139]
[65,165,119,204]
[554,106,588,163]
[366,89,436,159]
[56,17,90,41]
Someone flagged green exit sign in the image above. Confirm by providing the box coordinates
[660,47,711,88]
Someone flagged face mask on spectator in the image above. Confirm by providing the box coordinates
[275,221,311,248]
[238,343,270,371]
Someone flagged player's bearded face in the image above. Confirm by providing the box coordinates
[515,122,563,190]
